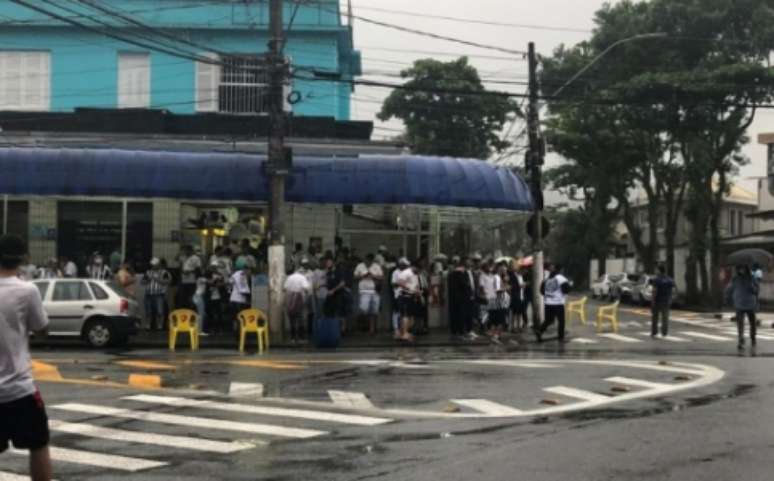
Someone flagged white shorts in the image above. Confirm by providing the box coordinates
[359,292,381,315]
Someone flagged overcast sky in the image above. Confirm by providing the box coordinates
[347,0,772,191]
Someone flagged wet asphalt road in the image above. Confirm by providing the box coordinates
[3,302,774,481]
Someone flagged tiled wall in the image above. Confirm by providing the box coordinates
[152,200,181,264]
[28,199,57,263]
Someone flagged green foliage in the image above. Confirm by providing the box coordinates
[541,0,774,302]
[377,57,521,159]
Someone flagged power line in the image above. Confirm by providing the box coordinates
[316,3,527,57]
[348,2,591,33]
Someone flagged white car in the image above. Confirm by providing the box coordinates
[591,273,620,298]
[32,278,140,348]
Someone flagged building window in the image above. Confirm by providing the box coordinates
[0,51,50,111]
[118,52,151,108]
[739,209,744,235]
[196,54,287,114]
[730,210,737,236]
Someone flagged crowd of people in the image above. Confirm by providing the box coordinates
[14,239,579,345]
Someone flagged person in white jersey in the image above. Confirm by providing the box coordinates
[537,264,571,343]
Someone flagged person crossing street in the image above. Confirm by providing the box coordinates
[537,264,570,343]
[649,264,675,338]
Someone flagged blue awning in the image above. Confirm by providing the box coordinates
[0,148,533,211]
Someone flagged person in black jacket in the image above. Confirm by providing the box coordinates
[448,256,473,338]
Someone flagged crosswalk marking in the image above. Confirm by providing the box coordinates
[11,447,166,472]
[717,329,774,341]
[637,332,690,342]
[543,386,611,402]
[605,376,672,390]
[451,399,524,416]
[681,331,734,341]
[328,391,375,409]
[123,394,392,426]
[570,337,598,344]
[229,382,265,398]
[598,333,642,343]
[48,420,257,453]
[52,403,327,439]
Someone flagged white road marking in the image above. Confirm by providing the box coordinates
[229,382,265,398]
[637,332,690,342]
[570,337,598,344]
[681,331,734,341]
[328,391,375,409]
[717,329,774,341]
[52,403,326,438]
[451,399,524,416]
[123,394,391,426]
[598,333,643,343]
[619,321,644,328]
[462,360,560,368]
[0,472,57,481]
[48,420,257,453]
[604,376,673,390]
[11,447,166,472]
[543,386,611,402]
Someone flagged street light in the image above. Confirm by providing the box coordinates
[551,32,668,97]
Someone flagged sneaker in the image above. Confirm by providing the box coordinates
[199,332,209,337]
[468,331,479,340]
[393,330,402,340]
[491,336,502,345]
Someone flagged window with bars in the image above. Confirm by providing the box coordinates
[0,51,50,111]
[197,54,282,115]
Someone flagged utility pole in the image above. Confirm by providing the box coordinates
[526,42,545,329]
[267,0,291,338]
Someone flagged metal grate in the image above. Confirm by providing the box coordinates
[219,55,269,114]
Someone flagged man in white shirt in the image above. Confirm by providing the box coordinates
[396,258,419,342]
[0,235,52,481]
[354,253,384,336]
[537,264,571,343]
[61,256,78,278]
[285,265,312,343]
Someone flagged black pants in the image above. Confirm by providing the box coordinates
[651,303,670,336]
[736,310,757,345]
[207,299,224,334]
[511,299,528,328]
[540,305,566,341]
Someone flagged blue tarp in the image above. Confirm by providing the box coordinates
[0,148,533,211]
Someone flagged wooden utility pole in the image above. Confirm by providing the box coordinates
[267,0,291,338]
[526,42,545,328]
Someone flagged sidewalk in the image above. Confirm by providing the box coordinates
[118,328,505,350]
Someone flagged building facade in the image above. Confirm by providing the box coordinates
[0,0,370,268]
[0,0,359,119]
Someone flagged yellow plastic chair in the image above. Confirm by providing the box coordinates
[596,301,620,333]
[168,309,199,351]
[567,296,588,325]
[238,308,269,354]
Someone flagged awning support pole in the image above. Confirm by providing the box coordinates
[2,195,8,235]
[121,199,128,263]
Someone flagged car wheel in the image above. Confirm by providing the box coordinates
[84,318,115,348]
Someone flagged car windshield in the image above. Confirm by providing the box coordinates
[609,274,624,282]
[627,274,641,283]
[105,281,129,299]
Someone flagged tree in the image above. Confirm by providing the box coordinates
[378,57,520,159]
[543,0,774,305]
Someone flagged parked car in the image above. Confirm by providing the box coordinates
[32,278,140,348]
[602,273,627,300]
[591,274,614,298]
[630,274,654,305]
[615,273,643,303]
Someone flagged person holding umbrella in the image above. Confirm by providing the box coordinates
[725,264,759,350]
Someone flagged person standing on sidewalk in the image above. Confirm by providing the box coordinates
[537,264,571,343]
[354,253,384,336]
[725,264,759,350]
[142,258,171,331]
[0,235,52,481]
[649,265,675,338]
[448,256,473,339]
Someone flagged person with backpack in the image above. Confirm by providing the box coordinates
[725,264,759,350]
[0,235,52,481]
